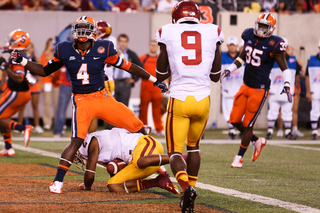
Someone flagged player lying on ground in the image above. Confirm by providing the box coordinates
[75,128,180,194]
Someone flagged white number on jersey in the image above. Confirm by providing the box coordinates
[245,46,263,67]
[77,63,90,84]
[181,31,202,65]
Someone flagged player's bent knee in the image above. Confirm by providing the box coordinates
[107,184,125,192]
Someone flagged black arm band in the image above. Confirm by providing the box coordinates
[44,61,64,76]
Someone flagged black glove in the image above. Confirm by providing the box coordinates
[0,57,8,70]
[280,86,292,103]
[220,69,231,81]
[10,49,23,63]
[153,81,168,94]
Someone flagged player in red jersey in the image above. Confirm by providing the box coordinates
[10,16,167,194]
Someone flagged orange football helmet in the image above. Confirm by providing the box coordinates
[254,13,276,38]
[171,0,201,24]
[97,20,112,40]
[4,29,30,51]
[72,16,97,42]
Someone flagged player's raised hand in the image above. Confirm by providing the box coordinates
[220,69,231,81]
[154,81,168,94]
[10,49,23,63]
[280,86,292,103]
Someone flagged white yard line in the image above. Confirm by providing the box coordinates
[10,141,320,213]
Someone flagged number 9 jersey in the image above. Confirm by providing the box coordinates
[156,23,224,102]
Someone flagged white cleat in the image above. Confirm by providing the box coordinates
[49,181,64,194]
[252,137,267,161]
[231,155,243,168]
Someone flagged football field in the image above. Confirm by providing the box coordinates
[0,129,319,213]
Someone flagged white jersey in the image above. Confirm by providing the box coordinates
[103,35,117,80]
[221,52,244,98]
[307,55,320,100]
[78,128,143,164]
[269,56,297,101]
[156,23,224,102]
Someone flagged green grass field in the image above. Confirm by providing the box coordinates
[1,128,319,213]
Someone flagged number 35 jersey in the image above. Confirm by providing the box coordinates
[242,28,286,90]
[53,40,131,94]
[156,23,224,102]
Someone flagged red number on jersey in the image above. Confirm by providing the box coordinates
[181,31,202,66]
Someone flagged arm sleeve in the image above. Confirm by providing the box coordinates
[43,57,64,76]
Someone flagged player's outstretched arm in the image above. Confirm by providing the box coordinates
[210,43,222,82]
[156,44,171,83]
[220,49,245,80]
[276,51,292,102]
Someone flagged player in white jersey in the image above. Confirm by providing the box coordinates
[155,1,224,212]
[76,128,180,194]
[266,38,300,140]
[221,36,244,139]
[305,39,320,140]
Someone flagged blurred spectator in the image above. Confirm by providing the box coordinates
[113,0,140,12]
[273,0,289,13]
[45,0,63,10]
[113,33,142,106]
[243,1,261,12]
[0,0,19,9]
[305,39,320,140]
[141,0,158,11]
[22,0,44,10]
[17,43,44,134]
[314,0,320,12]
[53,66,71,137]
[40,38,60,130]
[157,0,177,12]
[63,0,92,11]
[139,40,164,136]
[88,0,99,10]
[262,0,277,11]
[290,0,309,13]
[102,0,120,11]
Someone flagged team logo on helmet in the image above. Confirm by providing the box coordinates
[171,0,201,24]
[4,29,30,51]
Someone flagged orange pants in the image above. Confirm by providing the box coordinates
[139,90,163,133]
[71,89,143,139]
[229,83,268,128]
[0,88,31,119]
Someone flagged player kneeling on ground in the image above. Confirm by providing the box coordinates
[75,128,180,194]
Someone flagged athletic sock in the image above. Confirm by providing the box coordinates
[176,171,189,193]
[54,164,69,182]
[9,120,25,132]
[188,175,198,188]
[251,134,259,142]
[138,178,158,190]
[238,144,248,157]
[3,132,12,149]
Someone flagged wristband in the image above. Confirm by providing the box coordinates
[226,63,237,73]
[211,70,221,75]
[148,75,157,83]
[235,57,245,66]
[21,57,28,66]
[282,69,291,85]
[284,82,290,87]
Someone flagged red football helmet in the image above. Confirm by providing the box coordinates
[253,13,276,38]
[96,20,112,40]
[4,29,30,51]
[171,0,201,24]
[72,16,97,42]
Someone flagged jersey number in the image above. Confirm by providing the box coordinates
[245,46,263,67]
[77,64,90,84]
[181,31,202,65]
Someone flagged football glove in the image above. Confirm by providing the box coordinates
[220,69,231,81]
[10,49,23,63]
[0,57,8,70]
[153,81,168,94]
[280,86,292,103]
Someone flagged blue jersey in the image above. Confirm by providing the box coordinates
[242,28,286,90]
[7,52,30,92]
[53,40,124,94]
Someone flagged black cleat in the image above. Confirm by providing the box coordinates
[266,132,273,140]
[228,132,236,140]
[181,186,197,213]
[311,134,318,140]
[285,132,297,140]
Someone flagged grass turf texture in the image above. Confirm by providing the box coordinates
[1,128,319,212]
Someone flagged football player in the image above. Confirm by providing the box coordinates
[221,13,291,168]
[155,1,224,212]
[10,16,167,194]
[0,29,34,156]
[75,128,180,195]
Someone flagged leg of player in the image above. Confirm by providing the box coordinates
[0,127,15,156]
[49,137,83,194]
[185,146,200,188]
[136,154,169,168]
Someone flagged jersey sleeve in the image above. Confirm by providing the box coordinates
[156,27,165,45]
[104,54,132,71]
[241,28,253,43]
[217,27,224,45]
[106,41,118,57]
[273,37,287,53]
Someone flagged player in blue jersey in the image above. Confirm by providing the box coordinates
[10,16,167,193]
[221,13,292,168]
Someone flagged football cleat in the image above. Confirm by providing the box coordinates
[34,126,44,134]
[285,132,297,140]
[292,129,304,137]
[276,130,283,137]
[0,148,15,156]
[266,132,273,140]
[311,134,318,140]
[180,186,197,213]
[157,173,180,195]
[252,137,267,161]
[23,125,33,147]
[49,181,64,194]
[231,155,243,168]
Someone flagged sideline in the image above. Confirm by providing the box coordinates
[11,142,320,213]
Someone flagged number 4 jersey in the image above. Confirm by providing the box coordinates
[156,23,224,102]
[242,28,286,90]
